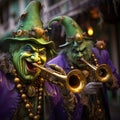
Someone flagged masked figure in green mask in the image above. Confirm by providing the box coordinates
[47,15,120,120]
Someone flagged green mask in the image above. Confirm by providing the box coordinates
[66,40,93,68]
[10,42,46,83]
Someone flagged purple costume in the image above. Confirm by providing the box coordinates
[47,48,120,120]
[0,47,120,120]
[91,47,120,119]
[0,62,82,120]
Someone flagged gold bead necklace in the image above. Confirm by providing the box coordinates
[14,69,44,120]
[91,53,99,67]
[90,53,105,119]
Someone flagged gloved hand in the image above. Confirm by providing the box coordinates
[83,82,103,95]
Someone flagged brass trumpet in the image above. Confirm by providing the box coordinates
[80,58,112,82]
[32,63,86,93]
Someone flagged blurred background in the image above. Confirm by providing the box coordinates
[0,0,120,119]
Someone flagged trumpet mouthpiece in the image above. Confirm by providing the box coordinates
[32,63,43,69]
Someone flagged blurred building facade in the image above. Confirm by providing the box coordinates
[0,0,120,117]
[0,0,32,37]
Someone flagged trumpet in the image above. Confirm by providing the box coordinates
[80,58,112,82]
[32,63,86,93]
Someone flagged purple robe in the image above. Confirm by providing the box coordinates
[0,48,119,120]
[47,48,120,120]
[47,53,83,120]
[0,65,82,120]
[0,72,20,119]
[91,47,120,119]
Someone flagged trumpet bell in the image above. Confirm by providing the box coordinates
[95,64,112,82]
[66,69,86,93]
[32,63,86,93]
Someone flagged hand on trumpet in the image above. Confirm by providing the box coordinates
[83,82,103,95]
[48,64,78,111]
[48,64,66,75]
[48,64,67,87]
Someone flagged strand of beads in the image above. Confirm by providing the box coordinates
[91,53,105,118]
[14,69,44,120]
[91,53,99,67]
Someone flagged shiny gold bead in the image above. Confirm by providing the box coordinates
[17,29,23,36]
[20,89,23,93]
[25,103,30,109]
[75,33,82,40]
[37,105,42,110]
[40,78,44,82]
[24,99,27,103]
[39,88,43,92]
[21,94,26,99]
[33,115,40,120]
[16,83,22,89]
[94,58,97,62]
[29,112,34,118]
[96,64,99,67]
[98,108,102,112]
[91,54,95,57]
[71,66,74,69]
[14,77,20,83]
[38,96,42,100]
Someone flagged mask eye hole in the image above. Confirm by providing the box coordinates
[39,50,46,56]
[38,48,46,56]
[24,45,33,53]
[72,49,78,54]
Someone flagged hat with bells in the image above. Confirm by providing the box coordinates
[0,0,54,51]
[47,15,89,47]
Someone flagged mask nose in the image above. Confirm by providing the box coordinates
[31,52,40,63]
[77,52,83,58]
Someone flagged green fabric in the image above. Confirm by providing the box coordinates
[16,0,43,31]
[0,0,54,52]
[48,16,83,37]
[47,15,91,47]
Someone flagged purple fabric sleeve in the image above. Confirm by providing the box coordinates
[46,53,83,120]
[0,71,20,119]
